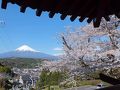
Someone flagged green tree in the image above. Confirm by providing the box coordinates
[36,69,50,89]
[0,66,11,73]
[36,70,68,90]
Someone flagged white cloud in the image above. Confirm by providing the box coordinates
[53,53,64,56]
[53,47,63,51]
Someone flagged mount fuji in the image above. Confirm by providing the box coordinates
[0,45,58,60]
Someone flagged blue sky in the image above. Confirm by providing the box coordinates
[0,1,86,55]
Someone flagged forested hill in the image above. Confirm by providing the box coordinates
[0,58,45,68]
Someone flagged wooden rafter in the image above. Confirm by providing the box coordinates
[1,0,120,27]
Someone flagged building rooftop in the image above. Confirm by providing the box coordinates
[1,0,120,27]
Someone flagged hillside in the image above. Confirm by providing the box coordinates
[0,58,45,68]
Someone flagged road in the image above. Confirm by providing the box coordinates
[64,86,97,90]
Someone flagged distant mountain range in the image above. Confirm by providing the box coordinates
[0,45,58,60]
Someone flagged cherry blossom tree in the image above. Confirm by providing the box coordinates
[61,26,96,67]
[61,15,120,79]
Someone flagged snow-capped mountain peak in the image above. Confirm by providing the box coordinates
[16,45,39,52]
[0,45,58,60]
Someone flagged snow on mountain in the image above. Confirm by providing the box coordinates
[16,45,39,52]
[0,45,59,60]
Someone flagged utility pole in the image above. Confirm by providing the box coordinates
[74,59,77,90]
